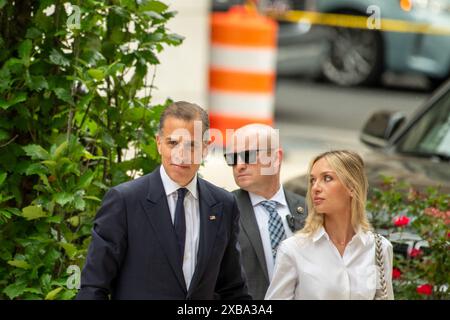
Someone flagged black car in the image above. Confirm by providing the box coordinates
[284,79,450,256]
[284,79,450,196]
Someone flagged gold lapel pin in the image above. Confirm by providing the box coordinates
[209,215,216,220]
[297,206,304,214]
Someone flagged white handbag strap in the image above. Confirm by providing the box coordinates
[374,233,388,300]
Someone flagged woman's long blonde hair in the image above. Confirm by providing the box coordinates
[300,150,373,236]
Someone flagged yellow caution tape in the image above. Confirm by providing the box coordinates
[269,10,450,35]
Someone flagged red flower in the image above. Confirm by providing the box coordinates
[447,232,450,238]
[392,268,401,280]
[416,284,433,295]
[409,248,423,258]
[394,215,410,227]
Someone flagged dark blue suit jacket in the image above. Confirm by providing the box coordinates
[76,167,251,300]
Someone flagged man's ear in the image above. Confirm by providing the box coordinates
[202,139,212,159]
[156,134,162,155]
[273,148,283,169]
[277,148,283,163]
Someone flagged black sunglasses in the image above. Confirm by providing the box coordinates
[223,149,272,166]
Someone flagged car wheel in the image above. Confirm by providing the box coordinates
[321,27,383,86]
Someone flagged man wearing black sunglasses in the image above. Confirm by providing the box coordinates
[224,124,307,300]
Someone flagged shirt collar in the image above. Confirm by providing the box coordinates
[312,226,328,243]
[249,185,287,207]
[354,227,370,246]
[159,165,198,199]
[312,225,370,246]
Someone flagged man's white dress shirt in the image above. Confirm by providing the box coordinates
[249,185,293,280]
[160,165,200,289]
[265,226,394,300]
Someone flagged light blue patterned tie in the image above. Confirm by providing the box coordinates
[260,200,286,260]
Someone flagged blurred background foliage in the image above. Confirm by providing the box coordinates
[368,177,449,300]
[0,0,181,299]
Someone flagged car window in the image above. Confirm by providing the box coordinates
[397,88,450,158]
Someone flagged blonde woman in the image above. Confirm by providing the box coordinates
[265,150,394,300]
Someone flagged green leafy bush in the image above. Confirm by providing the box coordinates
[0,0,182,299]
[367,176,449,300]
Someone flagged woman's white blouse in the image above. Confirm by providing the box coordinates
[265,227,394,300]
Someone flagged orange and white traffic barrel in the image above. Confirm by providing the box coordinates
[209,5,278,142]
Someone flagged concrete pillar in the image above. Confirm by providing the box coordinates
[150,0,210,109]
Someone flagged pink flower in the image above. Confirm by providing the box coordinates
[392,268,401,280]
[409,248,423,258]
[394,215,410,227]
[416,284,433,296]
[424,207,450,225]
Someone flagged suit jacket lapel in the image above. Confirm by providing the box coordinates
[286,190,304,215]
[188,178,222,295]
[285,188,308,232]
[141,167,187,293]
[235,190,269,282]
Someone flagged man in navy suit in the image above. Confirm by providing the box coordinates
[76,101,251,300]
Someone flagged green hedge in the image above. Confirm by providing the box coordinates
[0,0,181,299]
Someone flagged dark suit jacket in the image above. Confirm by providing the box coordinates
[233,188,307,300]
[76,166,251,300]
